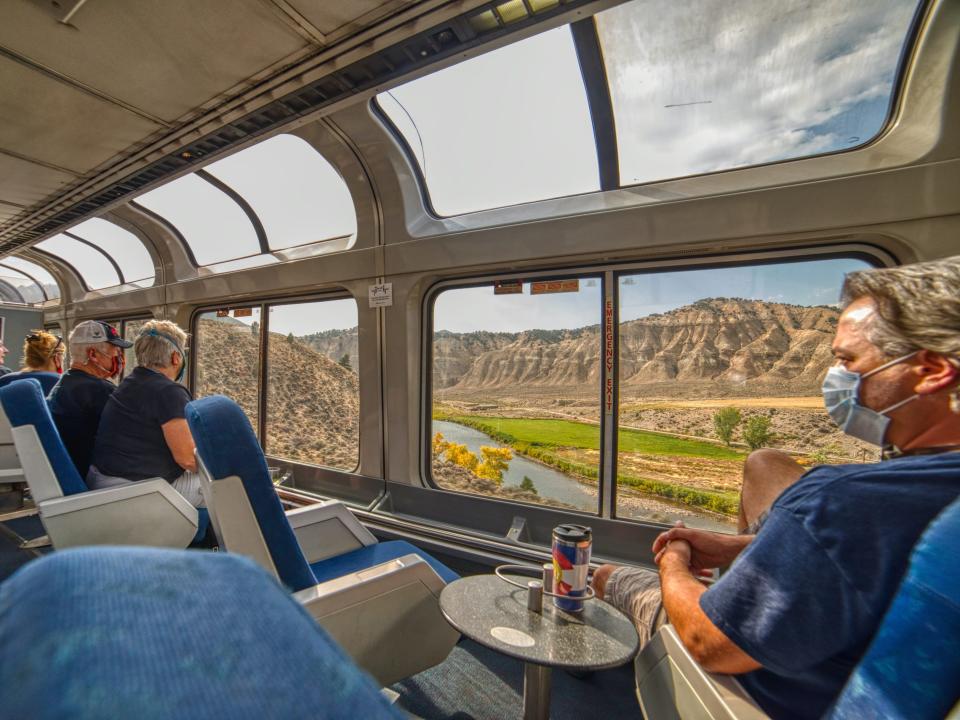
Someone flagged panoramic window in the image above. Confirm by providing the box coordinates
[135,174,261,266]
[596,0,921,185]
[205,135,356,251]
[431,278,602,512]
[122,318,148,379]
[377,26,599,216]
[0,266,44,303]
[35,234,120,290]
[0,257,60,301]
[265,298,359,470]
[616,257,873,532]
[69,218,155,285]
[194,308,262,433]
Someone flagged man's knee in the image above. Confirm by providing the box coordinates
[592,563,618,600]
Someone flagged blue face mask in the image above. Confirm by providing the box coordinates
[822,351,919,446]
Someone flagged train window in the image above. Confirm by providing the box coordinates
[135,173,261,266]
[265,299,359,470]
[0,266,44,303]
[35,234,120,290]
[377,26,599,216]
[122,318,148,378]
[205,135,356,251]
[431,278,602,513]
[597,0,921,186]
[68,219,155,286]
[194,308,262,434]
[0,257,59,301]
[616,257,873,532]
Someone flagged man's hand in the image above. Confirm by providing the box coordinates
[655,537,692,569]
[652,522,752,573]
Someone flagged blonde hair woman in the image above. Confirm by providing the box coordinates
[87,320,204,508]
[0,329,65,394]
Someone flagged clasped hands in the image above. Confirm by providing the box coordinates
[652,521,750,578]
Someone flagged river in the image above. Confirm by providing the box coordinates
[433,420,734,532]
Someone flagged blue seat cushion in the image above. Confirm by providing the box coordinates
[0,378,87,495]
[190,508,210,546]
[310,540,459,586]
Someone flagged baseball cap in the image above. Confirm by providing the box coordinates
[69,320,133,348]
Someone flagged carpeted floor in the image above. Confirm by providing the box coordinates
[394,638,641,720]
[0,514,45,581]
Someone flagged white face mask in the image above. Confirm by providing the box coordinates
[821,351,919,446]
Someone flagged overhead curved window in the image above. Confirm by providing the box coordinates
[0,256,60,300]
[376,26,599,216]
[0,267,44,303]
[596,0,921,186]
[135,173,261,266]
[69,218,155,285]
[36,234,120,290]
[205,135,357,251]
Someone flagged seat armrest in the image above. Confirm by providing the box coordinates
[637,625,768,720]
[286,500,377,564]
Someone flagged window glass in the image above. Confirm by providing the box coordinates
[135,174,261,266]
[377,26,599,216]
[194,308,262,434]
[0,267,42,303]
[70,218,155,284]
[205,135,357,251]
[616,257,873,532]
[36,234,120,290]
[597,0,920,186]
[432,278,602,512]
[122,318,148,379]
[0,257,60,300]
[265,299,359,470]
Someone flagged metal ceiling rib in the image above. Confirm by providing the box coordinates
[0,0,611,255]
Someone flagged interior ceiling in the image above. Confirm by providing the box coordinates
[0,0,466,255]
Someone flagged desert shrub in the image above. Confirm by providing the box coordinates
[476,446,512,483]
[713,407,741,445]
[520,476,538,494]
[743,415,774,450]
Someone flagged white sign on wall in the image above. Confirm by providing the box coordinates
[368,283,393,308]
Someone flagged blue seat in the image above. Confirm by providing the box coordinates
[827,494,960,720]
[0,370,60,395]
[0,378,199,549]
[0,546,404,720]
[186,394,460,685]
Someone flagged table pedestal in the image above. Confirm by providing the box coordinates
[523,662,552,720]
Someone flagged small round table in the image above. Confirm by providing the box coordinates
[439,574,639,720]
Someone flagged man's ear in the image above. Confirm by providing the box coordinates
[914,350,959,395]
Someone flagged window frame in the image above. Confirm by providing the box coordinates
[421,244,892,529]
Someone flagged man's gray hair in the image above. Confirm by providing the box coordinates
[68,339,111,365]
[134,320,188,370]
[841,255,960,360]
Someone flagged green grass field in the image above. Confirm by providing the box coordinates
[435,413,743,460]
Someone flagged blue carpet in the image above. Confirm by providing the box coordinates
[394,638,640,720]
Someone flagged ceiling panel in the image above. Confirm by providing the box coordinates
[0,56,162,172]
[0,1,308,123]
[288,0,406,35]
[0,153,75,207]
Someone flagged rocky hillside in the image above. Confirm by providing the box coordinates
[298,327,359,372]
[194,318,359,469]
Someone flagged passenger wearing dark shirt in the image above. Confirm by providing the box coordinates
[592,256,960,719]
[0,330,64,394]
[47,320,130,477]
[89,320,203,507]
[0,340,11,375]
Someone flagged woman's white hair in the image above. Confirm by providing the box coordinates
[135,320,188,370]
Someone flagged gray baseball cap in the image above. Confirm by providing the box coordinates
[69,320,133,348]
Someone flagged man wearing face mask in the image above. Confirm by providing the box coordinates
[89,320,205,508]
[47,321,131,478]
[592,256,960,720]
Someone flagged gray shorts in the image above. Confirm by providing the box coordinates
[87,466,206,508]
[605,566,667,646]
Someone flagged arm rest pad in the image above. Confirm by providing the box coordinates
[39,478,198,525]
[287,500,377,564]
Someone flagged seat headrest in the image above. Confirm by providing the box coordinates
[186,395,315,592]
[0,378,87,495]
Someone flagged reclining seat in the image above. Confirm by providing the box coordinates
[0,396,26,510]
[185,395,460,686]
[0,378,200,548]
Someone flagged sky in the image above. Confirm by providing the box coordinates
[434,257,869,333]
[201,298,358,336]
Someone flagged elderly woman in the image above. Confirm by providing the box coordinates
[0,330,65,394]
[88,320,203,507]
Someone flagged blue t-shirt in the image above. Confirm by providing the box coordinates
[92,367,192,482]
[700,453,960,720]
[0,371,60,394]
[47,369,117,477]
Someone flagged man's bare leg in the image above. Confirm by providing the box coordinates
[738,449,806,533]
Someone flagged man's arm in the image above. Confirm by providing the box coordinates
[161,418,197,472]
[657,540,762,674]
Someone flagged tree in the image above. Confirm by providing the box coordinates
[250,321,259,337]
[286,332,294,344]
[520,476,538,495]
[338,353,351,370]
[476,446,512,484]
[713,407,742,446]
[743,415,774,450]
